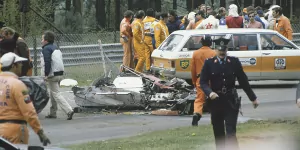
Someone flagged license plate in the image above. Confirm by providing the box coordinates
[159,63,164,68]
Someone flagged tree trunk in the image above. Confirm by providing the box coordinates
[115,0,120,30]
[95,0,106,29]
[66,0,71,11]
[73,0,83,15]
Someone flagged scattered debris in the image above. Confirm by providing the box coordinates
[71,65,197,115]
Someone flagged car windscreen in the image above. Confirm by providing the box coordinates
[159,34,184,51]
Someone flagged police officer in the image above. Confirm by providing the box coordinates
[200,35,259,150]
[0,52,50,145]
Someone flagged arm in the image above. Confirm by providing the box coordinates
[235,58,257,101]
[16,41,30,59]
[42,46,52,76]
[186,20,194,30]
[133,23,142,42]
[14,81,42,134]
[154,24,162,48]
[284,19,293,40]
[120,23,130,37]
[200,60,213,96]
[191,54,197,85]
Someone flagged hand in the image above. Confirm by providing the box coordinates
[44,76,48,81]
[37,129,51,146]
[252,100,259,109]
[209,92,219,100]
[297,99,300,108]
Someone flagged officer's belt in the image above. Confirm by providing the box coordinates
[0,120,27,125]
[214,88,236,94]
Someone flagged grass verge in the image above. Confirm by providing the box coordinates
[65,118,300,150]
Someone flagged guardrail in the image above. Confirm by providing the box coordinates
[30,33,300,68]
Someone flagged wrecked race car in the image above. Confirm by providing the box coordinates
[71,65,200,115]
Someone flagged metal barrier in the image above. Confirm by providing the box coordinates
[29,43,123,67]
[30,33,300,68]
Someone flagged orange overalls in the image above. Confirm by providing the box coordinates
[191,46,216,115]
[132,19,145,73]
[154,20,169,49]
[273,15,293,43]
[143,16,156,71]
[0,72,42,144]
[120,18,134,69]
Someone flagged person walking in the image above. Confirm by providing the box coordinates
[200,35,259,150]
[190,35,216,126]
[41,31,74,120]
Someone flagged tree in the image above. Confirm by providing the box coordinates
[95,0,106,29]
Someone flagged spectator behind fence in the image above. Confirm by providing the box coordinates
[1,27,33,76]
[226,4,243,28]
[167,10,181,34]
[246,11,263,29]
[272,7,293,41]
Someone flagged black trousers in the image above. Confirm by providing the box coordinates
[208,94,240,150]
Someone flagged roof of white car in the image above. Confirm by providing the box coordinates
[171,28,278,36]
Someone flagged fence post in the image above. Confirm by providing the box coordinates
[98,39,107,77]
[33,34,38,76]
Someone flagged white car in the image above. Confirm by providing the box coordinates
[151,29,300,84]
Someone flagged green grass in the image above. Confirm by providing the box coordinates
[65,118,300,150]
[34,63,122,86]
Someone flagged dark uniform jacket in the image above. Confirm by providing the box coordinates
[200,56,257,101]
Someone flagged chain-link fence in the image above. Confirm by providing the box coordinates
[24,33,121,86]
[24,25,300,86]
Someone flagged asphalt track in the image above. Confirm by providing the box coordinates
[27,80,300,147]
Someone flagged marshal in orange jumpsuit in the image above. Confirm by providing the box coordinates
[132,18,145,72]
[120,17,134,69]
[143,16,156,71]
[0,72,43,144]
[191,46,216,115]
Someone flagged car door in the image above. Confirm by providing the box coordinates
[260,33,300,80]
[224,33,262,79]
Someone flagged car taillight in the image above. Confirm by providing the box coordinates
[171,60,175,68]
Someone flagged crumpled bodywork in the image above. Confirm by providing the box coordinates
[72,66,197,115]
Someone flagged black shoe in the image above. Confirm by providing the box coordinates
[67,111,74,120]
[192,113,202,126]
[45,115,57,119]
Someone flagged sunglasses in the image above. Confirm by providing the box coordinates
[249,15,255,18]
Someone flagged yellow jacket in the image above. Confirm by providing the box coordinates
[132,19,145,46]
[154,20,169,48]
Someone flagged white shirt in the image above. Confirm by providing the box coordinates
[195,15,219,30]
[260,17,269,29]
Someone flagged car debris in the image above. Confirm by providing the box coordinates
[19,76,50,114]
[71,65,198,115]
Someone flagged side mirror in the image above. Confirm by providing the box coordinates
[28,146,44,150]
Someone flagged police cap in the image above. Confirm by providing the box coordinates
[213,34,232,51]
